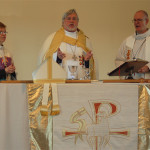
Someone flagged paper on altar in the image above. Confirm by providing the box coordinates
[52,83,138,150]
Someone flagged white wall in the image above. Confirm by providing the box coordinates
[0,0,150,80]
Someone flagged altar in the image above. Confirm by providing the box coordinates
[0,80,149,150]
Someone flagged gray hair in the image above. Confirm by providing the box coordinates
[62,9,79,23]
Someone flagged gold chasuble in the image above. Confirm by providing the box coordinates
[45,28,96,80]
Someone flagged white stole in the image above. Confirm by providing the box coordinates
[126,35,150,79]
[126,35,150,61]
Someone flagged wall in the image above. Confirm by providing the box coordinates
[0,0,150,80]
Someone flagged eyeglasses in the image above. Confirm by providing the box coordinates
[132,19,145,23]
[66,17,78,21]
[0,31,8,35]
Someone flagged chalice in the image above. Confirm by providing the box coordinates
[68,65,78,79]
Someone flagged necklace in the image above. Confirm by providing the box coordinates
[69,44,77,61]
[132,38,146,59]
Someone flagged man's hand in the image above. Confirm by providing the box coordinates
[84,51,93,61]
[5,64,16,74]
[57,48,66,60]
[138,65,149,73]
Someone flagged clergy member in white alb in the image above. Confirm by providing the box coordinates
[115,10,150,79]
[38,9,97,80]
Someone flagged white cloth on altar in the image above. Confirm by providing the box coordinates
[53,83,138,150]
[115,29,150,79]
[0,83,30,150]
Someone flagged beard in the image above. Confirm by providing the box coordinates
[63,23,78,32]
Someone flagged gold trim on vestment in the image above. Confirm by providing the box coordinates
[40,102,52,116]
[51,104,60,115]
[45,28,96,80]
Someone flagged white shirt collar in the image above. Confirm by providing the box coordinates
[64,30,77,39]
[135,28,150,40]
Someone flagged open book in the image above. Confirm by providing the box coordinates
[108,59,149,76]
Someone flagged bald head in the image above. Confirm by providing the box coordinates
[135,10,148,19]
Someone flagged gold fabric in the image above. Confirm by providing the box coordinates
[138,85,150,150]
[27,83,53,150]
[45,28,96,80]
[51,104,60,115]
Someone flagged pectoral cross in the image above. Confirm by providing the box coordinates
[72,54,77,61]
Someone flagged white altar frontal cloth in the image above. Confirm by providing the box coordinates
[53,83,138,150]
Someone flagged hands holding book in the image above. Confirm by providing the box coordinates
[138,65,149,73]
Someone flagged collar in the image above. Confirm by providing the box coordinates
[134,28,150,40]
[64,30,77,39]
